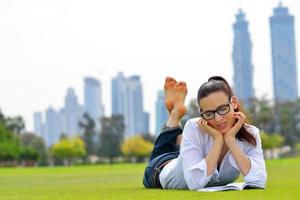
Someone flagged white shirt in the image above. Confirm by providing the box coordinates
[159,117,267,190]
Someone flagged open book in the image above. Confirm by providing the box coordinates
[198,182,264,192]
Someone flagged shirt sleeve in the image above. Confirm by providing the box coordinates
[180,120,218,190]
[228,126,267,188]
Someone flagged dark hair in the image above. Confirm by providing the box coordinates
[197,76,257,146]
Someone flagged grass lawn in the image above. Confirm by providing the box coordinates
[0,157,299,200]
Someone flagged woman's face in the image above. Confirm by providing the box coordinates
[199,91,238,134]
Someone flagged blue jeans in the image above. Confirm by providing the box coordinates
[143,126,182,188]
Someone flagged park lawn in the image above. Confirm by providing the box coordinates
[0,157,299,200]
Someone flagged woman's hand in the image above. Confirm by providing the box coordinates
[197,118,223,141]
[224,112,246,141]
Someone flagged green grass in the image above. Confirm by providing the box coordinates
[0,157,300,200]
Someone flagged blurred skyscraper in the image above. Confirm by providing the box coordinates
[60,88,83,137]
[232,9,254,108]
[112,72,126,116]
[33,112,44,137]
[143,112,150,135]
[155,90,168,135]
[45,107,62,147]
[111,72,149,137]
[270,3,298,102]
[34,88,86,146]
[84,77,105,131]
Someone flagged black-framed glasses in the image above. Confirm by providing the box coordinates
[200,102,231,120]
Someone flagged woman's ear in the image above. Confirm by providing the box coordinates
[231,96,239,110]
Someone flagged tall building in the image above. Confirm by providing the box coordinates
[33,87,86,145]
[270,3,298,102]
[84,77,105,131]
[128,75,149,135]
[60,88,83,137]
[155,90,168,135]
[33,112,43,137]
[112,72,126,115]
[111,73,149,137]
[45,107,62,147]
[143,112,150,134]
[232,9,254,108]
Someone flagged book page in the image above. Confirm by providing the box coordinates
[198,182,264,192]
[198,185,229,192]
[225,182,246,189]
[198,182,246,192]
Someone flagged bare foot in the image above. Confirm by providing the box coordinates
[164,77,177,114]
[172,81,187,119]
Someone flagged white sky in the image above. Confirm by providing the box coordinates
[0,0,299,133]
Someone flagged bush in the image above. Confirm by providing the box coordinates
[121,136,153,159]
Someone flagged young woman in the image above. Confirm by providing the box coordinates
[143,76,267,190]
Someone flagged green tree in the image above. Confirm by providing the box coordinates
[51,137,86,165]
[275,100,300,146]
[248,97,275,133]
[60,133,68,140]
[99,115,125,163]
[121,136,153,162]
[79,113,96,156]
[19,147,39,165]
[0,122,20,162]
[261,131,284,159]
[181,99,201,126]
[0,109,5,123]
[261,131,284,150]
[20,132,47,163]
[186,99,201,118]
[295,143,300,155]
[5,116,25,134]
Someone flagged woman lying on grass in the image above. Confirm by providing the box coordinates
[143,76,267,190]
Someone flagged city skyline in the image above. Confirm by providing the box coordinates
[84,77,105,131]
[270,3,298,102]
[1,1,299,134]
[232,9,254,108]
[34,87,85,146]
[112,73,149,137]
[35,74,149,142]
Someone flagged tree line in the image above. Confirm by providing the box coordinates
[0,110,154,166]
[1,97,300,166]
